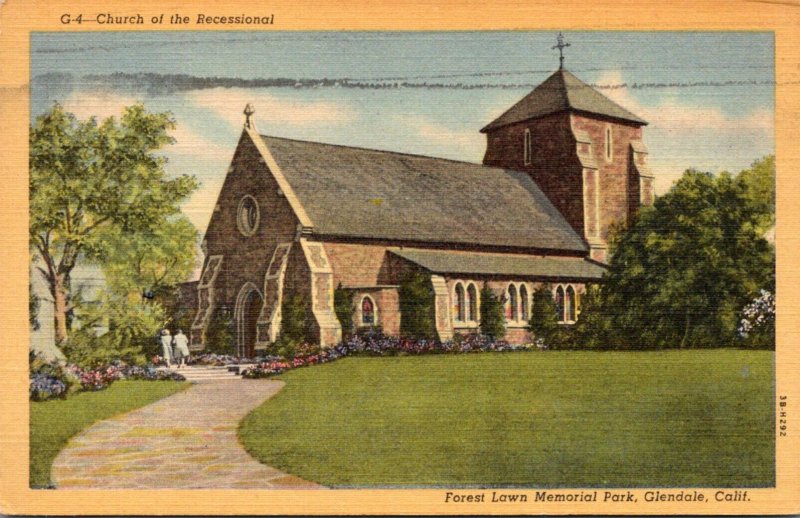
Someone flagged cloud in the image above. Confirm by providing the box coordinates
[594,71,773,193]
[395,114,477,149]
[169,123,233,162]
[594,70,773,132]
[61,90,139,120]
[185,88,356,129]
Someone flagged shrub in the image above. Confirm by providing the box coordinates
[528,285,569,349]
[240,332,531,379]
[479,286,506,340]
[738,290,775,349]
[571,285,612,349]
[281,294,308,343]
[62,296,164,368]
[398,271,436,340]
[29,353,79,401]
[205,306,235,355]
[28,352,185,401]
[334,284,354,339]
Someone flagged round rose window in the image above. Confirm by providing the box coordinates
[237,195,260,236]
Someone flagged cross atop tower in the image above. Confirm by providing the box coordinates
[552,32,571,70]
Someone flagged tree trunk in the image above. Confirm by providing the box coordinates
[679,309,691,348]
[52,273,70,344]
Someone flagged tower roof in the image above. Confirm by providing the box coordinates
[480,69,647,132]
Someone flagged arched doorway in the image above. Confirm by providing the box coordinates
[235,283,263,358]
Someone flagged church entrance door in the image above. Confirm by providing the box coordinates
[242,290,261,358]
[235,283,263,358]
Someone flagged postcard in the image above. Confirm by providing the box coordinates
[1,0,798,515]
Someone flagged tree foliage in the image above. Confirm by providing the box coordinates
[99,216,198,300]
[398,271,436,340]
[478,286,506,340]
[29,103,198,344]
[280,294,308,345]
[528,285,567,348]
[204,306,235,355]
[62,295,164,368]
[603,163,775,349]
[334,284,354,339]
[571,285,611,349]
[736,155,775,232]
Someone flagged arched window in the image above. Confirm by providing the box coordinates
[524,128,532,165]
[454,283,466,322]
[605,126,613,161]
[555,286,565,323]
[508,284,518,321]
[566,286,576,322]
[520,284,529,322]
[467,283,478,321]
[361,296,375,325]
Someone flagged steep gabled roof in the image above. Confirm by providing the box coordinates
[258,134,588,253]
[481,69,647,132]
[390,248,606,280]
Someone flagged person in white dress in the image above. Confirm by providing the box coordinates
[172,329,190,369]
[160,329,173,368]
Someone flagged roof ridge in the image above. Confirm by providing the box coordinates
[260,133,515,171]
[481,68,646,132]
[560,69,646,124]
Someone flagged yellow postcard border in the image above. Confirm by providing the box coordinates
[1,0,799,514]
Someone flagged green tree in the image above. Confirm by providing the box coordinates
[528,284,565,348]
[63,295,164,368]
[205,306,235,355]
[334,284,354,339]
[398,271,436,340]
[479,286,506,340]
[280,294,308,345]
[99,216,198,300]
[736,155,775,232]
[29,103,197,344]
[571,285,611,349]
[604,167,774,348]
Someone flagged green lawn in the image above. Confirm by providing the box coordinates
[30,380,189,488]
[239,350,774,487]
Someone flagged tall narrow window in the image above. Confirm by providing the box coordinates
[524,128,532,165]
[605,126,613,161]
[520,284,529,322]
[361,296,375,325]
[467,283,478,321]
[454,283,466,322]
[566,286,576,322]
[555,286,565,323]
[508,285,518,321]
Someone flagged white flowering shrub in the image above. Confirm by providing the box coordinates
[737,290,775,349]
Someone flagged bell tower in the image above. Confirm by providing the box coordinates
[481,35,653,263]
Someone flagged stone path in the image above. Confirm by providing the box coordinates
[52,379,324,489]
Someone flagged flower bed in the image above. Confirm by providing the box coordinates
[241,333,534,379]
[30,355,185,401]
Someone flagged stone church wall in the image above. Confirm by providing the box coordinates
[483,112,587,236]
[570,113,643,242]
[198,133,303,351]
[205,134,300,309]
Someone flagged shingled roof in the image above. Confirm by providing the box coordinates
[481,69,647,132]
[260,135,588,253]
[390,248,606,280]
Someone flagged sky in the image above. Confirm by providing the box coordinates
[30,31,775,235]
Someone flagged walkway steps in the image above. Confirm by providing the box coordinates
[160,365,254,382]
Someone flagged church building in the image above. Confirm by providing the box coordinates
[188,64,654,355]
